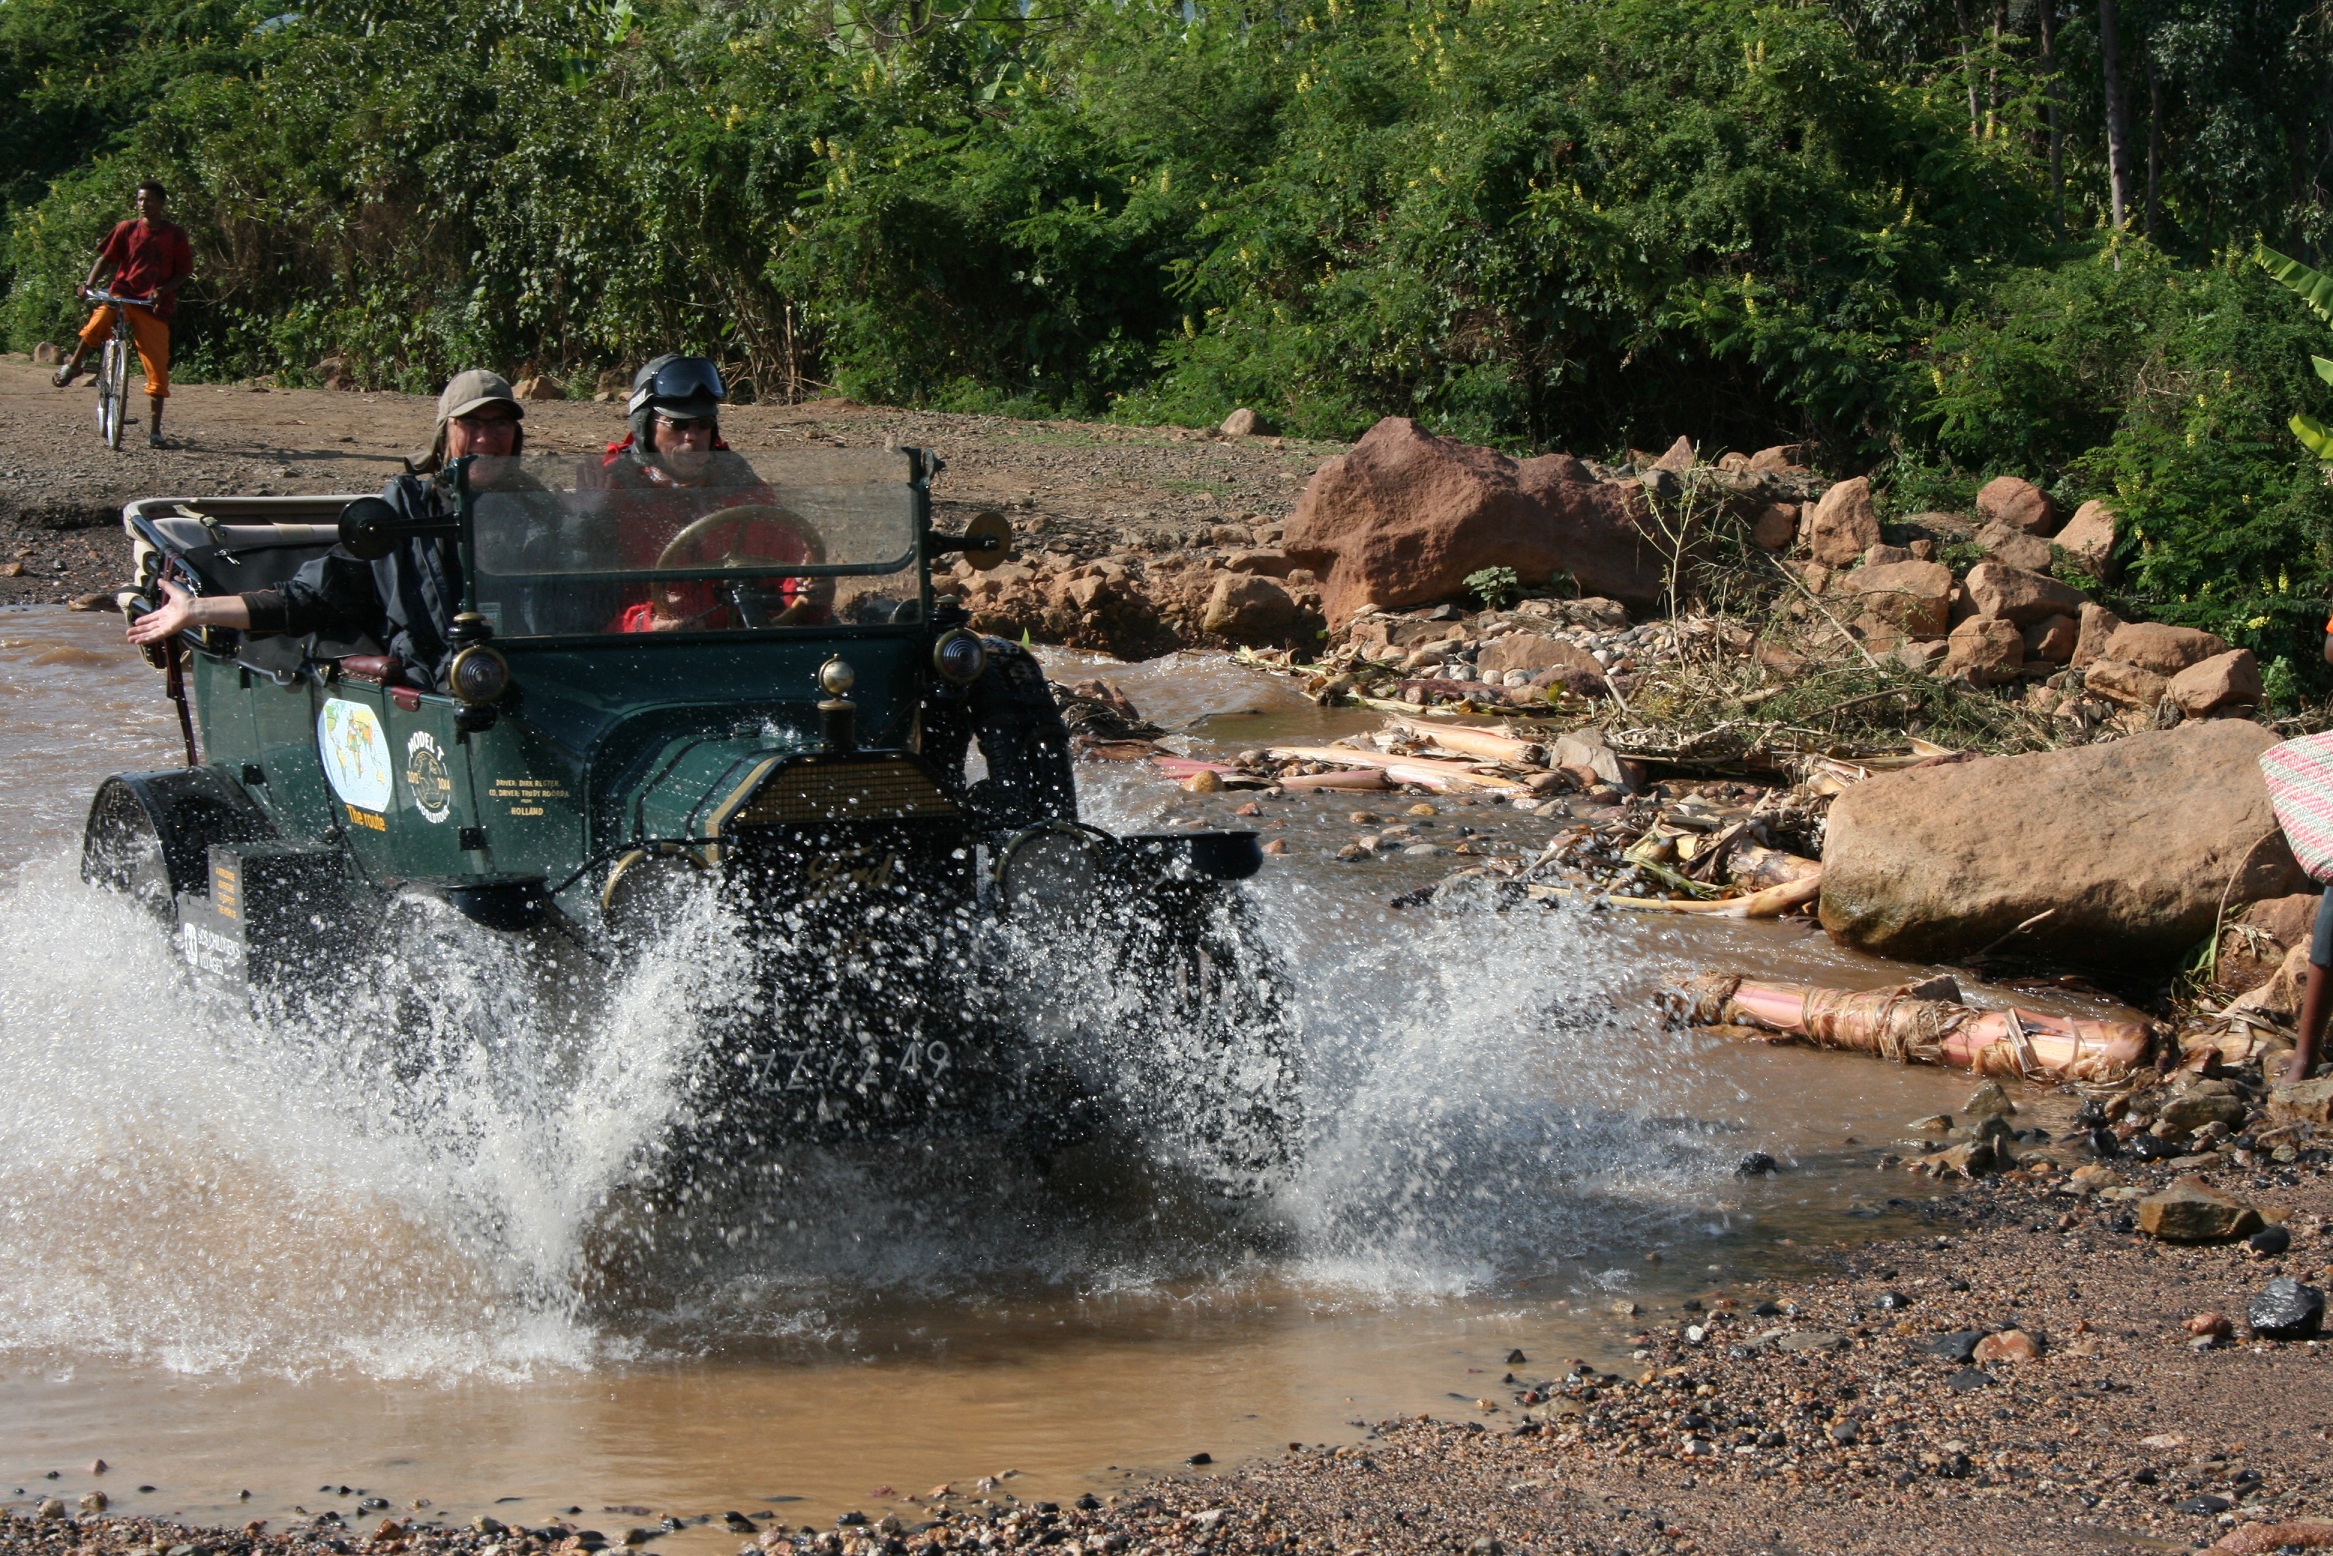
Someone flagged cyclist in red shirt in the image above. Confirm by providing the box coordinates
[50,181,195,449]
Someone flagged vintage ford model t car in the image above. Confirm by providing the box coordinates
[81,446,1298,1193]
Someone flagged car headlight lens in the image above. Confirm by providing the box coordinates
[933,629,987,685]
[448,644,511,705]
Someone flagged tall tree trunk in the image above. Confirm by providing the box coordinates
[2146,59,2163,238]
[2039,0,2065,234]
[1954,0,1982,138]
[2099,0,2135,233]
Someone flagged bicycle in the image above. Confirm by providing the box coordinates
[81,287,153,451]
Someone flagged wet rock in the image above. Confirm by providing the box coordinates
[1964,1081,2015,1121]
[78,1492,106,1514]
[2056,499,2120,579]
[2249,1277,2326,1340]
[1819,720,2308,968]
[1962,560,2087,626]
[1186,1452,1213,1465]
[1200,573,1300,643]
[1976,475,2058,536]
[2070,1163,2123,1193]
[35,1499,63,1520]
[1506,1348,1528,1364]
[2137,1176,2264,1243]
[2169,649,2264,717]
[1284,417,1663,625]
[1921,1140,2003,1177]
[1803,478,1883,566]
[1972,1329,2041,1364]
[2159,1086,2247,1137]
[1735,1151,1780,1177]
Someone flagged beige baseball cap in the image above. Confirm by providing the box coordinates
[437,369,523,423]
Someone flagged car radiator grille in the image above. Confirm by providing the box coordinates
[731,758,960,824]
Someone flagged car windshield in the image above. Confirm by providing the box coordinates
[462,448,923,637]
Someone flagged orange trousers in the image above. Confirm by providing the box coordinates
[77,304,171,398]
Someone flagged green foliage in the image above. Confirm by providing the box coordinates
[2264,655,2304,714]
[2257,246,2333,465]
[1464,566,1520,610]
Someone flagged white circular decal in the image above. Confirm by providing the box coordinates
[404,730,454,823]
[317,698,394,813]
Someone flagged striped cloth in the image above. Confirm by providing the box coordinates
[2261,732,2333,882]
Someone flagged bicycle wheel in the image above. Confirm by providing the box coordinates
[97,336,127,450]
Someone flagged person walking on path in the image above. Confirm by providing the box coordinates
[50,181,195,449]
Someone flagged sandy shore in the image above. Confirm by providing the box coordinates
[9,1136,2329,1556]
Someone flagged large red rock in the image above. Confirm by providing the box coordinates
[1940,617,2023,685]
[1819,720,2310,968]
[1802,478,1883,566]
[2104,620,2230,676]
[2055,499,2120,579]
[1976,475,2058,536]
[1840,559,1952,638]
[1283,418,1662,626]
[2169,649,2264,716]
[1963,560,2087,626]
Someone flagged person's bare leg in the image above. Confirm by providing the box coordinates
[52,341,91,386]
[147,395,166,447]
[2289,961,2331,1084]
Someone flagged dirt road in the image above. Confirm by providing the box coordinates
[0,356,1342,607]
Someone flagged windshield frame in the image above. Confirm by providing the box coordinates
[450,448,937,643]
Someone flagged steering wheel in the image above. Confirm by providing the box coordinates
[650,503,829,627]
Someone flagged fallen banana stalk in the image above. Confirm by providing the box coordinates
[1682,973,2155,1082]
[1382,716,1544,766]
[1262,745,1533,795]
[1615,872,1823,917]
[1275,767,1392,792]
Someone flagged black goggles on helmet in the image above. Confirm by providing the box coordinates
[628,356,726,418]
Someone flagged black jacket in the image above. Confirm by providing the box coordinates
[243,473,462,689]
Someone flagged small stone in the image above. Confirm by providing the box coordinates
[2069,1163,2122,1193]
[1963,1081,2015,1120]
[2184,1312,2233,1338]
[1186,1451,1213,1465]
[1219,407,1261,439]
[1922,1331,1986,1363]
[89,1460,106,1476]
[1234,800,1262,817]
[1182,769,1223,793]
[78,1491,107,1513]
[1874,1291,1911,1310]
[1775,1330,1845,1353]
[1945,1367,1995,1391]
[1972,1329,2040,1364]
[2177,1495,2232,1516]
[36,1499,64,1520]
[2248,1277,2326,1341]
[1260,839,1288,855]
[1407,802,1436,816]
[1827,1419,1860,1445]
[2269,1076,2333,1125]
[2138,1176,2264,1243]
[476,1518,510,1535]
[1347,811,1382,825]
[1735,1151,1779,1177]
[1506,1348,1528,1364]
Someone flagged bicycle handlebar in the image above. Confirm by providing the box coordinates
[83,288,156,308]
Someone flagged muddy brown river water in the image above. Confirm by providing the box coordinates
[0,608,2107,1546]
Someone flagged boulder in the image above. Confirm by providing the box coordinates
[1200,573,1299,642]
[1802,478,1883,566]
[1479,633,1604,683]
[1962,560,2087,626]
[594,368,630,396]
[1940,617,2023,685]
[1283,418,1665,626]
[1750,504,1798,551]
[2055,499,2120,579]
[2103,620,2229,677]
[1975,475,2058,536]
[1549,728,1635,791]
[1219,407,1262,438]
[2082,658,2168,710]
[1648,435,1696,472]
[513,374,565,401]
[2022,613,2078,663]
[2169,649,2263,717]
[32,342,60,366]
[1863,542,1914,567]
[1840,559,1952,638]
[2137,1176,2263,1243]
[1972,1329,2041,1364]
[1221,548,1295,577]
[1747,444,1808,473]
[2071,601,2126,669]
[2268,1076,2333,1126]
[1973,521,2054,573]
[1818,720,2311,967]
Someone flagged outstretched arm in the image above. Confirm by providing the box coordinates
[126,578,252,644]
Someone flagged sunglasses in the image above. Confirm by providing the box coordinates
[454,410,519,427]
[655,413,717,432]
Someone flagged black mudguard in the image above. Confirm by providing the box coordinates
[82,767,274,900]
[922,638,1077,833]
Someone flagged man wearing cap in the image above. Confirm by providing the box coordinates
[128,371,524,688]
